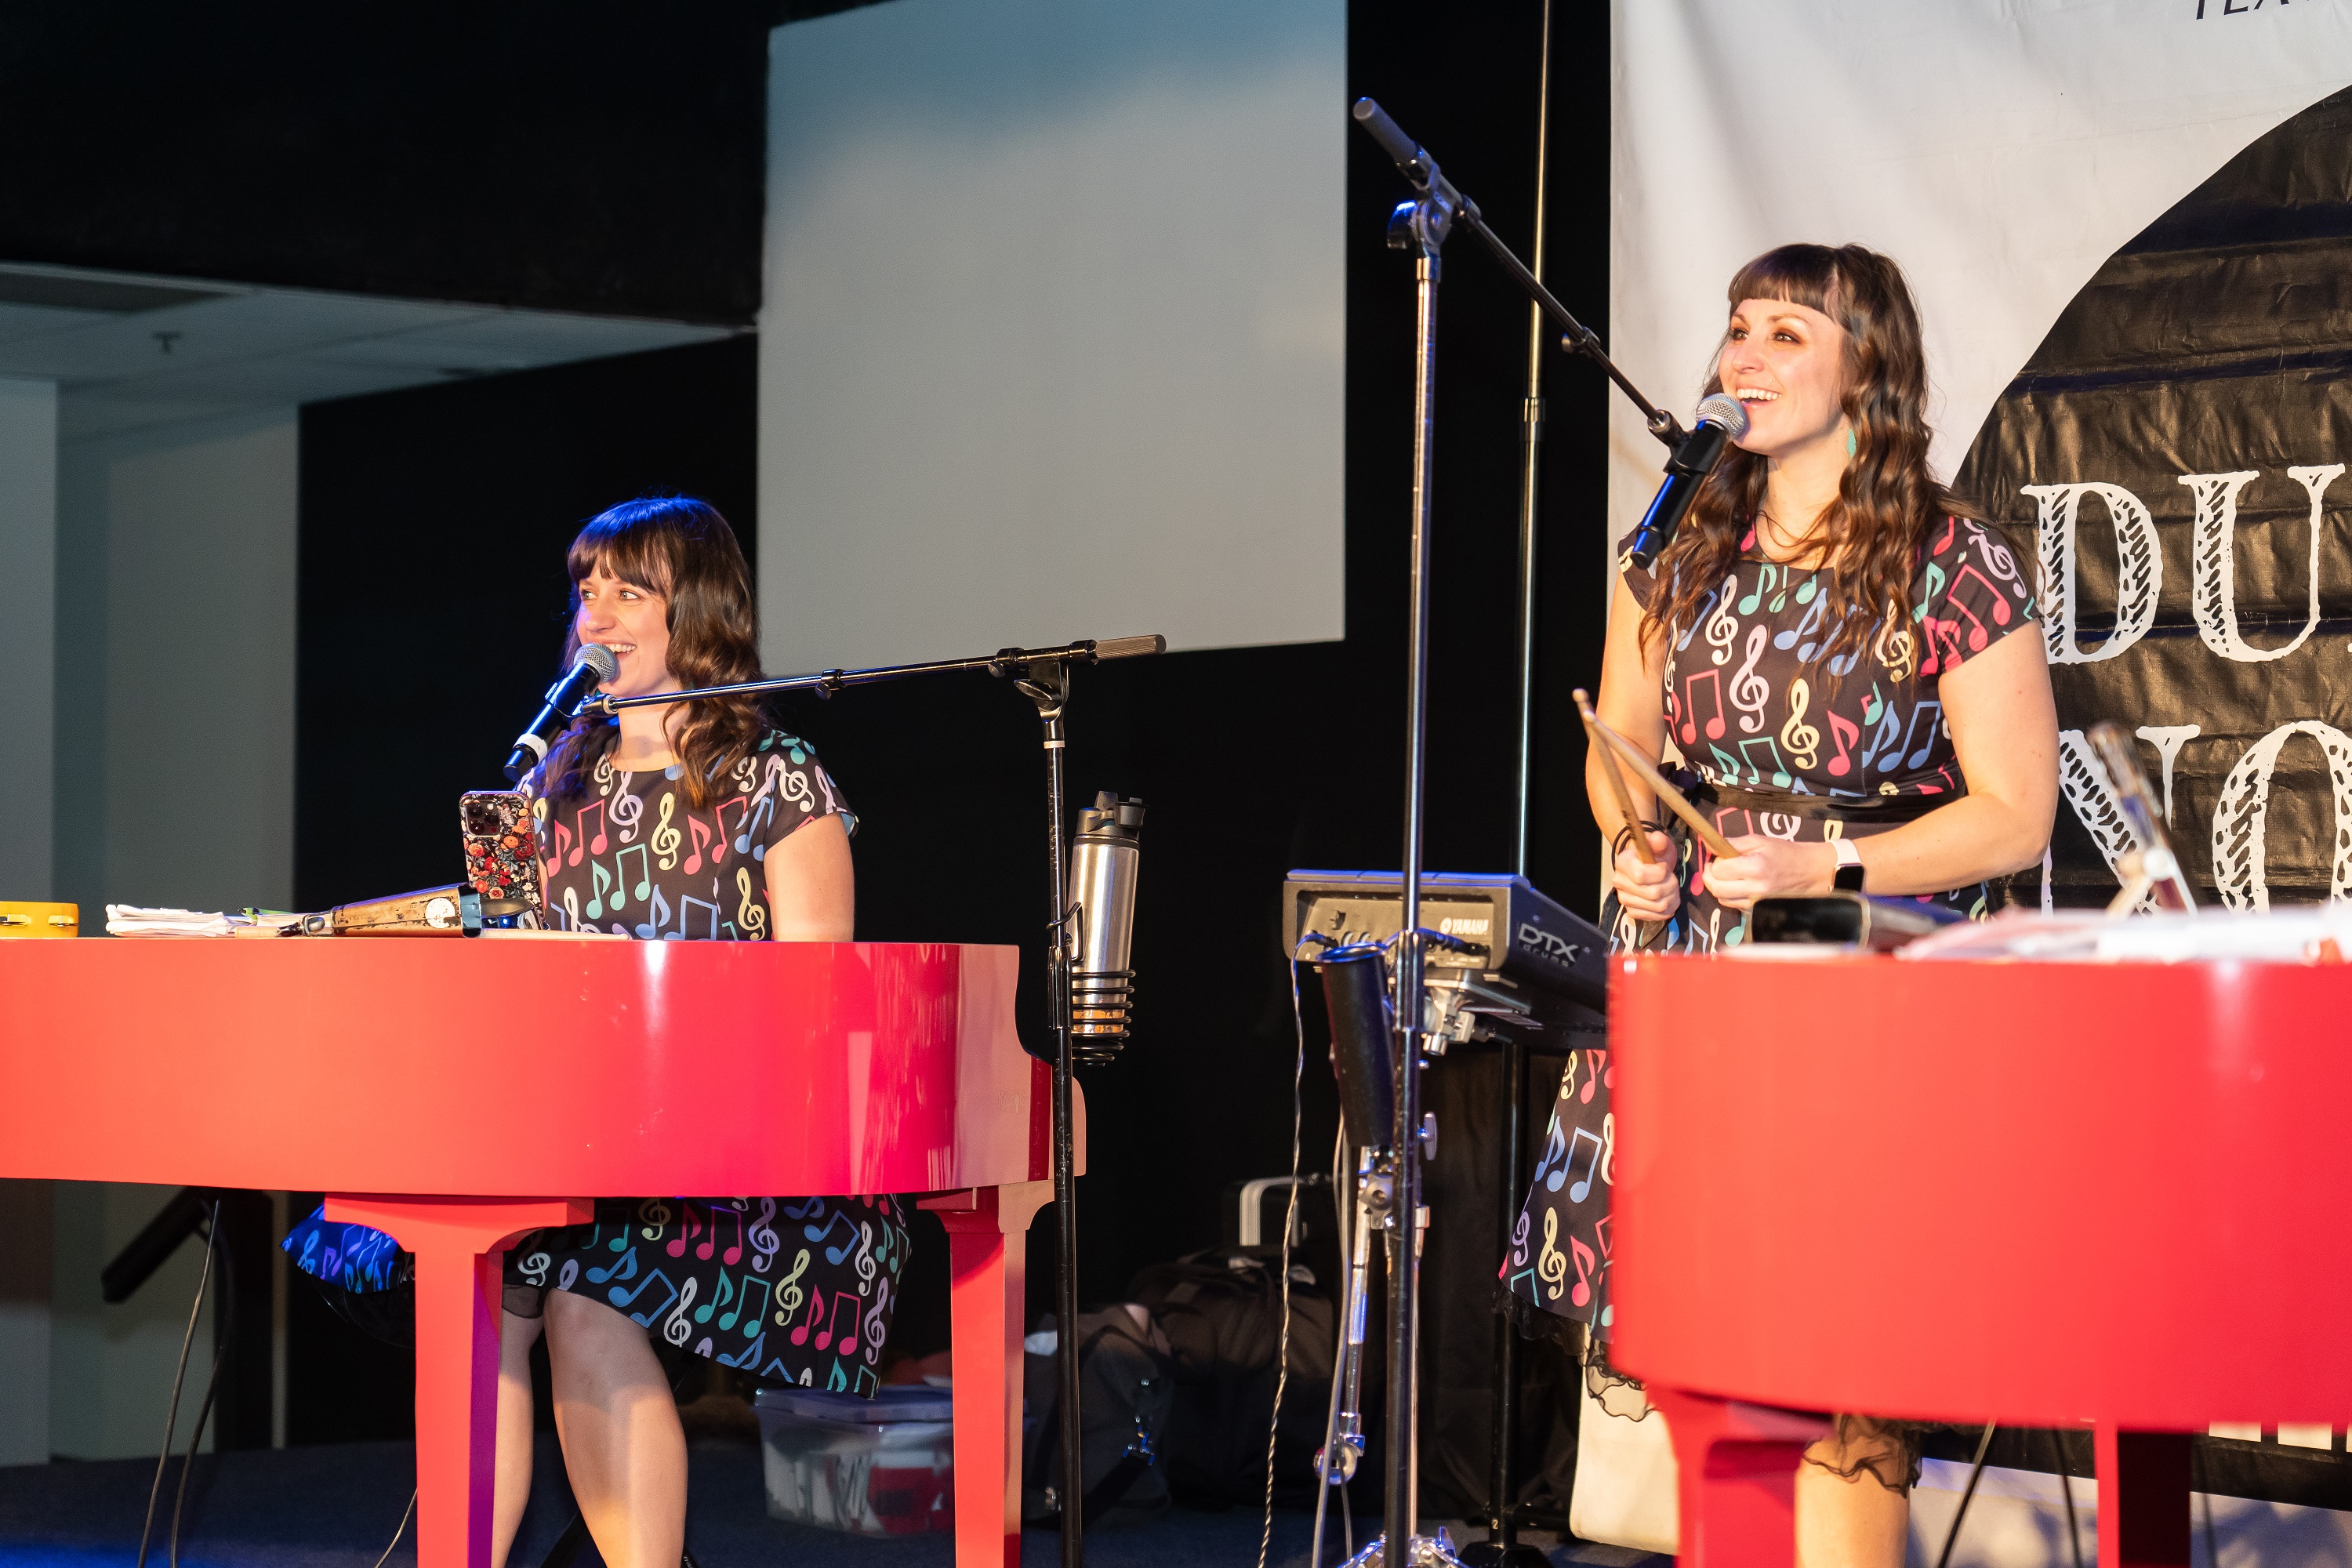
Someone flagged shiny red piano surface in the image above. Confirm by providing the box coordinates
[0,936,1069,1568]
[1607,952,2352,1567]
[0,936,1050,1195]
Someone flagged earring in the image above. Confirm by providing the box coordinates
[1845,426,1857,458]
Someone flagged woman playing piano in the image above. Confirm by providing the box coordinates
[287,496,900,1568]
[1514,244,2058,1565]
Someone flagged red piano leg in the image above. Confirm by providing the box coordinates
[327,1195,591,1568]
[923,1181,1054,1568]
[1648,1387,1832,1568]
[2093,1423,2192,1568]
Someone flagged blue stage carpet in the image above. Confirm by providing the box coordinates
[0,1440,1660,1568]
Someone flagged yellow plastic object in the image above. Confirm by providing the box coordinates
[0,902,78,938]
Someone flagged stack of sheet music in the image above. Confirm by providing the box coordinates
[103,906,275,938]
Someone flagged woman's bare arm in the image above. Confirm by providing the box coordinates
[764,815,855,941]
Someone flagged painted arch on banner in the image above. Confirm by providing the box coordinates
[1610,0,2352,909]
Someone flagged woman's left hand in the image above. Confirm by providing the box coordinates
[1696,834,1836,911]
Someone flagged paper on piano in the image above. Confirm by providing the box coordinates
[104,905,263,938]
[1899,906,2352,964]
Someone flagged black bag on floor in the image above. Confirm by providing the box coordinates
[1022,1305,1176,1528]
[1124,1246,1336,1510]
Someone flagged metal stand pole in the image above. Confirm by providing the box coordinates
[1014,660,1086,1568]
[1472,7,1558,1563]
[1372,184,1461,1568]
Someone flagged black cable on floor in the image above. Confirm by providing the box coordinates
[372,1490,417,1568]
[136,1200,220,1568]
[1934,1421,1997,1568]
[168,1200,233,1568]
[2050,1427,2082,1568]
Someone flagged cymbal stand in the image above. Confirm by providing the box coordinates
[595,632,1166,1568]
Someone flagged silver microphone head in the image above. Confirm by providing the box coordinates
[1696,390,1749,439]
[578,644,620,683]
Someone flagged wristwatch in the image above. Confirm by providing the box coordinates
[1831,836,1866,893]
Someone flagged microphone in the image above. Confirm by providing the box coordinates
[1314,944,1396,1157]
[1621,392,1750,572]
[503,644,620,782]
[1066,792,1145,1062]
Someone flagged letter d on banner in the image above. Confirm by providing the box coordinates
[2021,482,2162,665]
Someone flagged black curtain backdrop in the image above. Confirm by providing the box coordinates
[1955,84,2352,909]
[288,2,1611,1513]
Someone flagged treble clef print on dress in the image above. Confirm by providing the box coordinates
[1874,612,1918,684]
[862,1279,890,1366]
[748,1199,780,1272]
[851,1223,877,1291]
[610,777,644,843]
[737,866,768,939]
[1730,624,1770,733]
[662,1277,699,1346]
[593,753,615,796]
[651,791,682,869]
[1704,572,1740,666]
[1537,1209,1568,1302]
[771,1248,811,1327]
[1780,677,1821,770]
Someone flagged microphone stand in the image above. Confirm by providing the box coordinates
[1347,96,1683,1568]
[596,631,1166,1568]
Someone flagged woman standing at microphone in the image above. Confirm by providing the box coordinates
[1515,245,2056,1566]
[286,496,904,1568]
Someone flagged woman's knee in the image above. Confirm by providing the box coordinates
[503,1308,546,1355]
[543,1287,647,1356]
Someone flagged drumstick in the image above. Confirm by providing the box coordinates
[1573,689,1654,866]
[1586,712,1741,859]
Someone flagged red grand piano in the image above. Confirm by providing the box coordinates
[0,936,1072,1568]
[1609,951,2350,1568]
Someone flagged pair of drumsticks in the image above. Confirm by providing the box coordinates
[1572,688,1738,862]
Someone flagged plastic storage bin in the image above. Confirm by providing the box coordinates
[754,1384,954,1537]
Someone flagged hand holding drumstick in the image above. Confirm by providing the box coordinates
[1576,688,1738,928]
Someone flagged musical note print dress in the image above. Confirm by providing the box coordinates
[285,726,916,1396]
[1502,515,2039,1337]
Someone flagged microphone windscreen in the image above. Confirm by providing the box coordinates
[1696,391,1748,438]
[578,644,620,683]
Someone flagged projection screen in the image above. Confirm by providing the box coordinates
[759,0,1346,673]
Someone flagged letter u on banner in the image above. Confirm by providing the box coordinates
[2021,482,2163,665]
[2183,465,2341,663]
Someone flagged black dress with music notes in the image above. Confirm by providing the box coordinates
[504,726,910,1393]
[1500,516,2038,1335]
[285,726,910,1393]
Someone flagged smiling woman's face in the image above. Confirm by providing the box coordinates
[1716,296,1849,461]
[574,562,677,699]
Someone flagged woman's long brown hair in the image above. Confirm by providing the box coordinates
[1642,243,1975,671]
[538,496,767,810]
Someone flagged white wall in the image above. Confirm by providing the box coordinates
[56,409,299,916]
[0,378,58,901]
[45,408,295,1459]
[759,0,1347,673]
[49,1181,216,1461]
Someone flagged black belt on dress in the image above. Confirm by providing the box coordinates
[1691,779,1954,826]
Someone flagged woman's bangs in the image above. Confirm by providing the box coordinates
[566,522,675,597]
[1725,245,1840,320]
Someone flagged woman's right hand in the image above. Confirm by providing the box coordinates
[1612,829,1681,921]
